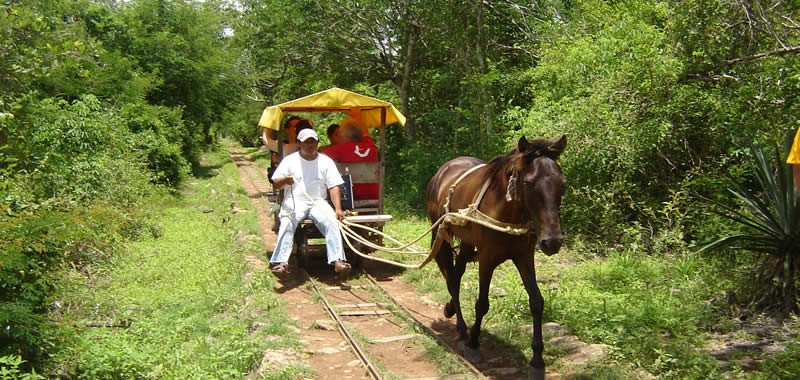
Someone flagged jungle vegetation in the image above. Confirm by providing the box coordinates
[2,0,799,376]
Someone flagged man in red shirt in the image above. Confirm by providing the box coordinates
[321,124,379,200]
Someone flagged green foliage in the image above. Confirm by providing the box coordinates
[45,142,290,378]
[0,96,192,372]
[120,102,191,187]
[488,0,800,254]
[1,0,265,374]
[761,341,800,379]
[698,143,800,313]
[214,101,265,148]
[1,94,195,217]
[2,95,157,215]
[0,204,133,367]
[0,355,44,380]
[95,0,246,140]
[509,1,686,242]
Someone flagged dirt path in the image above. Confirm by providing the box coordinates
[232,147,455,379]
[230,147,370,378]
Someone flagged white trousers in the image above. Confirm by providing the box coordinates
[270,201,345,265]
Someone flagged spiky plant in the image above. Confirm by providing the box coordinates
[699,142,800,314]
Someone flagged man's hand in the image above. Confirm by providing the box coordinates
[274,174,294,189]
[329,186,345,220]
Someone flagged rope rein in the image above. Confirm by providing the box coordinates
[334,163,530,270]
[275,160,530,270]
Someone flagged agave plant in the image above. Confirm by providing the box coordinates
[698,142,800,313]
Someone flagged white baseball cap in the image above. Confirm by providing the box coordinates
[297,129,319,142]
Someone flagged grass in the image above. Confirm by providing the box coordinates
[383,215,800,379]
[39,140,800,379]
[45,143,307,378]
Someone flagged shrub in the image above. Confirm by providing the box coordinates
[698,143,800,313]
[0,355,44,380]
[0,205,129,366]
[120,103,191,188]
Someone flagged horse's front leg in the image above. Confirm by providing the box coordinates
[462,256,498,363]
[513,253,546,380]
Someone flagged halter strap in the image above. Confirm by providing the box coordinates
[441,162,530,238]
[443,164,486,213]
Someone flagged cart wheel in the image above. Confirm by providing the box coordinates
[295,243,311,269]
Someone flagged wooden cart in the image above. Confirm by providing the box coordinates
[258,87,406,267]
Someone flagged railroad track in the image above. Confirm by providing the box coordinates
[229,147,493,379]
[298,263,486,380]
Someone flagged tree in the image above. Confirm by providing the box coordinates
[92,0,245,150]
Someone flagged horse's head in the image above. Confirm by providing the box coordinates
[510,135,567,255]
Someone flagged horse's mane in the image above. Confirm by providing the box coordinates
[484,138,554,180]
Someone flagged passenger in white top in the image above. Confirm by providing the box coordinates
[269,128,351,276]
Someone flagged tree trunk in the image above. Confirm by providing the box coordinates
[399,22,418,143]
[785,252,796,313]
[468,0,493,157]
[473,0,492,139]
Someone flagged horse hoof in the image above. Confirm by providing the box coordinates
[444,302,455,318]
[528,366,545,380]
[458,341,482,363]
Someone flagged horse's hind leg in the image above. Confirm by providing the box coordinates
[462,254,498,363]
[450,244,474,343]
[435,242,470,341]
[512,254,546,380]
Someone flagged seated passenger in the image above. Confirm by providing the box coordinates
[265,117,314,183]
[269,128,351,276]
[321,124,378,200]
[340,109,371,140]
[318,123,342,153]
[264,116,315,157]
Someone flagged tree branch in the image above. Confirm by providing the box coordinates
[724,44,800,66]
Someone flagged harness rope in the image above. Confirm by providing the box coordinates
[333,163,530,269]
[277,159,531,270]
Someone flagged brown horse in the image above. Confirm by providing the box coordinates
[425,135,566,380]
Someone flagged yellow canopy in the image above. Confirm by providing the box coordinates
[258,87,406,131]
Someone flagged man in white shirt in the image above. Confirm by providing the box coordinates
[269,129,351,275]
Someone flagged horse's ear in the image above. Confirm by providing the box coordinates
[547,135,567,158]
[517,136,530,151]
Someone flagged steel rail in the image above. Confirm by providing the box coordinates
[301,265,487,380]
[302,269,383,380]
[231,149,485,379]
[363,273,488,379]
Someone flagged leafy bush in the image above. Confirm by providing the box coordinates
[761,341,800,379]
[0,355,44,380]
[121,103,191,188]
[2,96,156,211]
[213,102,263,148]
[0,205,129,367]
